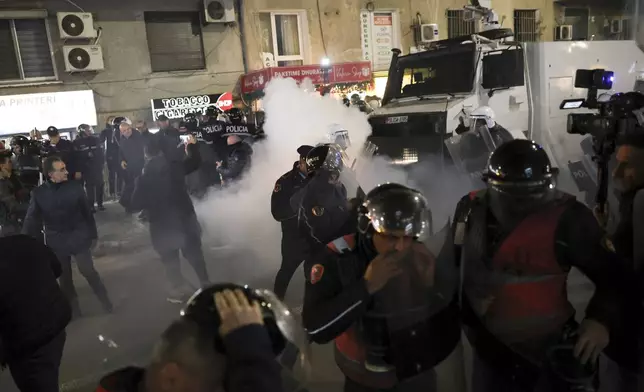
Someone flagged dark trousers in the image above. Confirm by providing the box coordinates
[83,172,104,208]
[158,235,210,289]
[273,236,307,300]
[107,163,123,196]
[8,331,66,392]
[56,248,111,311]
[119,171,138,213]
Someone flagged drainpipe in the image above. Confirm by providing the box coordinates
[236,0,249,73]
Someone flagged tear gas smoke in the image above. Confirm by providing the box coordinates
[194,77,471,283]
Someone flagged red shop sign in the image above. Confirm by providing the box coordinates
[240,61,372,94]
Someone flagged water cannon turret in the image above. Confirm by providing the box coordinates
[465,0,500,31]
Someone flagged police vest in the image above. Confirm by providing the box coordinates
[462,190,575,352]
[328,234,460,389]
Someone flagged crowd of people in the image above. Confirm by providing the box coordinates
[0,101,643,392]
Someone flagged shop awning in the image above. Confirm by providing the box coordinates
[240,61,373,99]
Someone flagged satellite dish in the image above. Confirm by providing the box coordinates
[207,1,225,20]
[67,48,91,70]
[60,14,85,37]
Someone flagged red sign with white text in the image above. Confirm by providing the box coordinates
[240,61,373,94]
[215,91,233,111]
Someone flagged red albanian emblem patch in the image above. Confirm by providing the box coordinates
[310,264,325,284]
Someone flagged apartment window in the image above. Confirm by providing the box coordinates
[144,12,205,72]
[514,10,540,42]
[258,11,306,67]
[446,10,476,39]
[0,18,55,83]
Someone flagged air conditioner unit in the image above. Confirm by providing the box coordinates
[420,23,439,43]
[63,45,105,72]
[610,19,623,34]
[57,12,97,39]
[203,0,236,23]
[555,25,573,41]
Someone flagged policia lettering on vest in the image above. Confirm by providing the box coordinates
[302,183,465,392]
[453,140,627,392]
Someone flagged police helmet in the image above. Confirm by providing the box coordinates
[10,135,29,148]
[112,117,132,127]
[227,108,244,124]
[183,112,200,132]
[181,283,307,356]
[204,106,218,117]
[484,139,559,196]
[305,143,344,175]
[46,126,59,137]
[357,183,431,237]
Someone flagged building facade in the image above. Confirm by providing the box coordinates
[0,0,634,131]
[0,0,244,130]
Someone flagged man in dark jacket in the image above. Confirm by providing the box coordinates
[131,135,209,302]
[100,116,123,198]
[216,135,253,185]
[271,145,313,300]
[118,122,146,214]
[22,156,113,317]
[0,234,71,392]
[75,124,105,212]
[96,289,283,392]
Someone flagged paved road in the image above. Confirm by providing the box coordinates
[0,203,595,392]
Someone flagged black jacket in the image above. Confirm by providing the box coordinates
[131,144,201,253]
[22,180,98,254]
[119,131,146,177]
[73,135,103,176]
[217,141,253,182]
[271,162,310,230]
[290,171,351,246]
[41,138,76,175]
[0,234,71,361]
[100,126,121,162]
[0,175,29,235]
[96,324,282,392]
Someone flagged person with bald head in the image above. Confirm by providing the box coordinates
[215,135,253,186]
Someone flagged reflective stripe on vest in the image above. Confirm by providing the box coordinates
[467,200,574,345]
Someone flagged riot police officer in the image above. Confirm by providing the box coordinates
[96,284,304,392]
[227,107,245,125]
[184,112,218,197]
[453,139,625,392]
[303,183,464,392]
[74,124,105,212]
[271,145,314,300]
[10,135,41,191]
[290,144,352,247]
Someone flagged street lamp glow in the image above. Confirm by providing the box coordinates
[321,57,331,67]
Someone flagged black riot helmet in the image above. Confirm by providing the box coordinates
[357,183,432,237]
[183,112,200,132]
[204,106,218,118]
[112,117,126,127]
[46,126,59,137]
[10,135,29,149]
[180,283,309,357]
[484,139,559,220]
[484,139,558,195]
[227,108,244,125]
[305,143,344,175]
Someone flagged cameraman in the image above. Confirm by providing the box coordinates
[596,133,644,391]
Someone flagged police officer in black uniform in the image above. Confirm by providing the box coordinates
[453,139,626,392]
[184,112,220,198]
[271,145,314,300]
[100,117,124,197]
[290,144,352,247]
[41,126,78,181]
[74,124,104,212]
[10,135,41,192]
[303,183,463,392]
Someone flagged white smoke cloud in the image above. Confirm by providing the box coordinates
[194,77,409,281]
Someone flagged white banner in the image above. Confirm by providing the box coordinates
[0,90,97,135]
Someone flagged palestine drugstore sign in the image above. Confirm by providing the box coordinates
[150,92,233,120]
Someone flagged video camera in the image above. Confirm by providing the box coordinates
[561,68,644,213]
